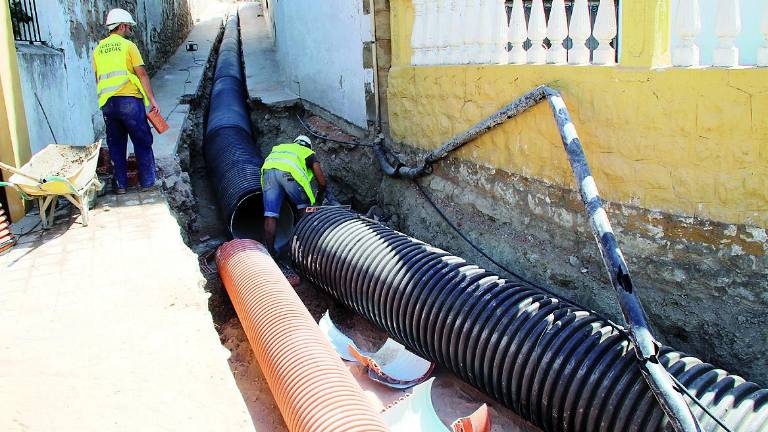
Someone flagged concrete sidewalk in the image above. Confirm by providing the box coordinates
[0,190,255,431]
[0,9,256,431]
[151,3,229,157]
[240,3,298,107]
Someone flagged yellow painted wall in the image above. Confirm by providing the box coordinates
[0,1,32,221]
[387,0,767,227]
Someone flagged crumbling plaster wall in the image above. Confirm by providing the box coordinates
[16,0,197,154]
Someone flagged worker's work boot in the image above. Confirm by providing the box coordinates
[115,188,127,195]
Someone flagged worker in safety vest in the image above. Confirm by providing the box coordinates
[92,8,159,194]
[261,135,327,255]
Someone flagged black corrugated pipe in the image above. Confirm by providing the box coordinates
[291,207,768,432]
[204,13,294,249]
[375,85,704,430]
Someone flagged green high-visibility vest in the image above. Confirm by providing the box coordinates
[262,143,317,205]
[93,34,149,108]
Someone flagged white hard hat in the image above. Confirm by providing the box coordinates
[294,135,312,147]
[105,8,136,29]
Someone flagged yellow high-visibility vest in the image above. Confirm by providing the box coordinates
[262,143,317,205]
[93,34,148,108]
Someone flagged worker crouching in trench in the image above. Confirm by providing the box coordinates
[261,135,327,257]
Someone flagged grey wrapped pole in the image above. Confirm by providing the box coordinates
[544,87,701,432]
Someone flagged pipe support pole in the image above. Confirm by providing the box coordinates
[544,87,701,432]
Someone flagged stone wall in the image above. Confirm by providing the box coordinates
[16,0,196,154]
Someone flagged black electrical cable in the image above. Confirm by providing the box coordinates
[411,178,625,329]
[295,114,373,147]
[412,178,736,430]
[670,374,735,432]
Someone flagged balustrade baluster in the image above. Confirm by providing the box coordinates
[713,0,741,67]
[507,0,527,64]
[436,0,448,64]
[425,0,440,64]
[448,0,465,64]
[412,0,427,65]
[494,0,509,64]
[592,0,617,65]
[478,0,495,63]
[672,0,702,67]
[527,0,547,63]
[756,3,768,66]
[463,0,482,63]
[547,0,568,64]
[568,0,591,65]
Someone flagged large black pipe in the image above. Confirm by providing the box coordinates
[204,14,294,249]
[291,207,768,432]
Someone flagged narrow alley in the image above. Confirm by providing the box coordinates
[1,1,767,432]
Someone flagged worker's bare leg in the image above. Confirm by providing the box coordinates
[264,216,278,256]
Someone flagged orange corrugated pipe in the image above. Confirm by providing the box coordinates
[216,239,389,432]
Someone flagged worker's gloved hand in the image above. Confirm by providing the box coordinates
[149,98,160,114]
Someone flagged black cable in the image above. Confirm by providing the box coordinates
[669,374,734,432]
[413,178,733,429]
[412,179,623,324]
[295,114,373,147]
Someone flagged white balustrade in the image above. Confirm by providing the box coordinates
[759,4,768,66]
[527,0,547,64]
[546,0,569,64]
[507,0,527,64]
[671,0,768,68]
[592,0,617,65]
[409,0,628,67]
[713,0,741,67]
[672,0,701,66]
[568,0,592,65]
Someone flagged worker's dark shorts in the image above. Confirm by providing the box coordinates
[262,169,311,217]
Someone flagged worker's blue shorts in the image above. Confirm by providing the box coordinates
[262,169,311,217]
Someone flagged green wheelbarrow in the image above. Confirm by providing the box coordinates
[0,141,103,229]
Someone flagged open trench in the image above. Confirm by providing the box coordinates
[160,11,768,432]
[162,35,540,431]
